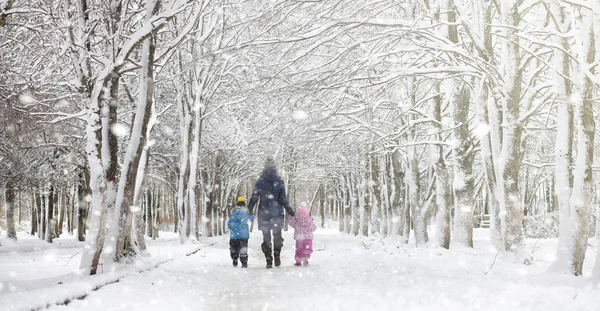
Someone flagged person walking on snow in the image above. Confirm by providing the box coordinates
[228,197,252,268]
[287,202,317,266]
[248,157,295,268]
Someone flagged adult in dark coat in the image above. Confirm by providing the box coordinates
[248,157,295,268]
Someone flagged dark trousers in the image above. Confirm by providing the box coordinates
[261,229,284,257]
[229,239,248,264]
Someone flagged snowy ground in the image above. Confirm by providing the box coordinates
[1,228,600,310]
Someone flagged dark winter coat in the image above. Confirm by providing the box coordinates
[248,169,295,231]
[228,209,250,239]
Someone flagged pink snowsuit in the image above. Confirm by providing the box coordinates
[286,214,317,263]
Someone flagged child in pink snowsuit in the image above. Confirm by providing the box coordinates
[286,202,317,266]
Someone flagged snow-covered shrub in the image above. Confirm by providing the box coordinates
[522,212,596,239]
[522,212,559,238]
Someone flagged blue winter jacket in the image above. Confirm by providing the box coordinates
[228,209,250,239]
[248,169,295,231]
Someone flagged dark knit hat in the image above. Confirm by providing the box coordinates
[264,156,277,171]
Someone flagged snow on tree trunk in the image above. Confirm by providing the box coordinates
[409,147,427,245]
[407,117,427,245]
[350,174,359,236]
[358,174,367,236]
[186,91,203,242]
[38,192,45,240]
[550,0,575,274]
[338,184,345,233]
[59,189,67,236]
[498,0,530,263]
[177,94,192,242]
[80,98,109,275]
[554,3,596,276]
[482,90,502,249]
[153,190,160,239]
[452,86,474,248]
[432,84,450,249]
[343,175,352,234]
[371,154,382,235]
[102,93,119,241]
[391,150,404,238]
[103,0,159,265]
[77,171,89,242]
[574,2,596,277]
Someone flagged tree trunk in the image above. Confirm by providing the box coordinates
[350,174,359,236]
[104,3,159,262]
[409,141,426,245]
[187,91,204,242]
[58,188,66,236]
[452,86,474,247]
[550,0,575,274]
[46,185,55,243]
[432,84,451,249]
[557,5,595,276]
[66,187,72,234]
[17,190,22,224]
[146,188,153,236]
[484,90,502,249]
[391,151,404,238]
[37,192,44,240]
[0,0,15,28]
[370,154,381,235]
[320,185,326,228]
[77,171,89,241]
[153,189,160,239]
[498,0,529,263]
[5,182,17,239]
[176,90,192,242]
[31,192,38,236]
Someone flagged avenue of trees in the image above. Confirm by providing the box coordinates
[1,0,599,276]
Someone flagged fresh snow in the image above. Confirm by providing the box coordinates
[1,229,599,310]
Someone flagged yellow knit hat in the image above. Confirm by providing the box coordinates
[236,196,246,206]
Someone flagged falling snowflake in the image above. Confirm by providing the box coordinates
[474,123,490,138]
[19,94,35,104]
[111,123,128,137]
[292,110,308,120]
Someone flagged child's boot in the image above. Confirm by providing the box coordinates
[302,257,309,267]
[240,256,248,268]
[275,256,281,267]
[233,257,238,267]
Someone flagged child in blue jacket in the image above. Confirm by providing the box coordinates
[227,197,252,268]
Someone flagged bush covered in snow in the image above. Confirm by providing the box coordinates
[522,212,597,239]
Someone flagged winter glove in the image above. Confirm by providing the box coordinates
[289,211,296,218]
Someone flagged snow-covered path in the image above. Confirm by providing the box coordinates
[37,229,599,311]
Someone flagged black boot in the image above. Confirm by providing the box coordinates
[261,242,273,269]
[230,240,240,267]
[240,255,248,268]
[274,235,284,267]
